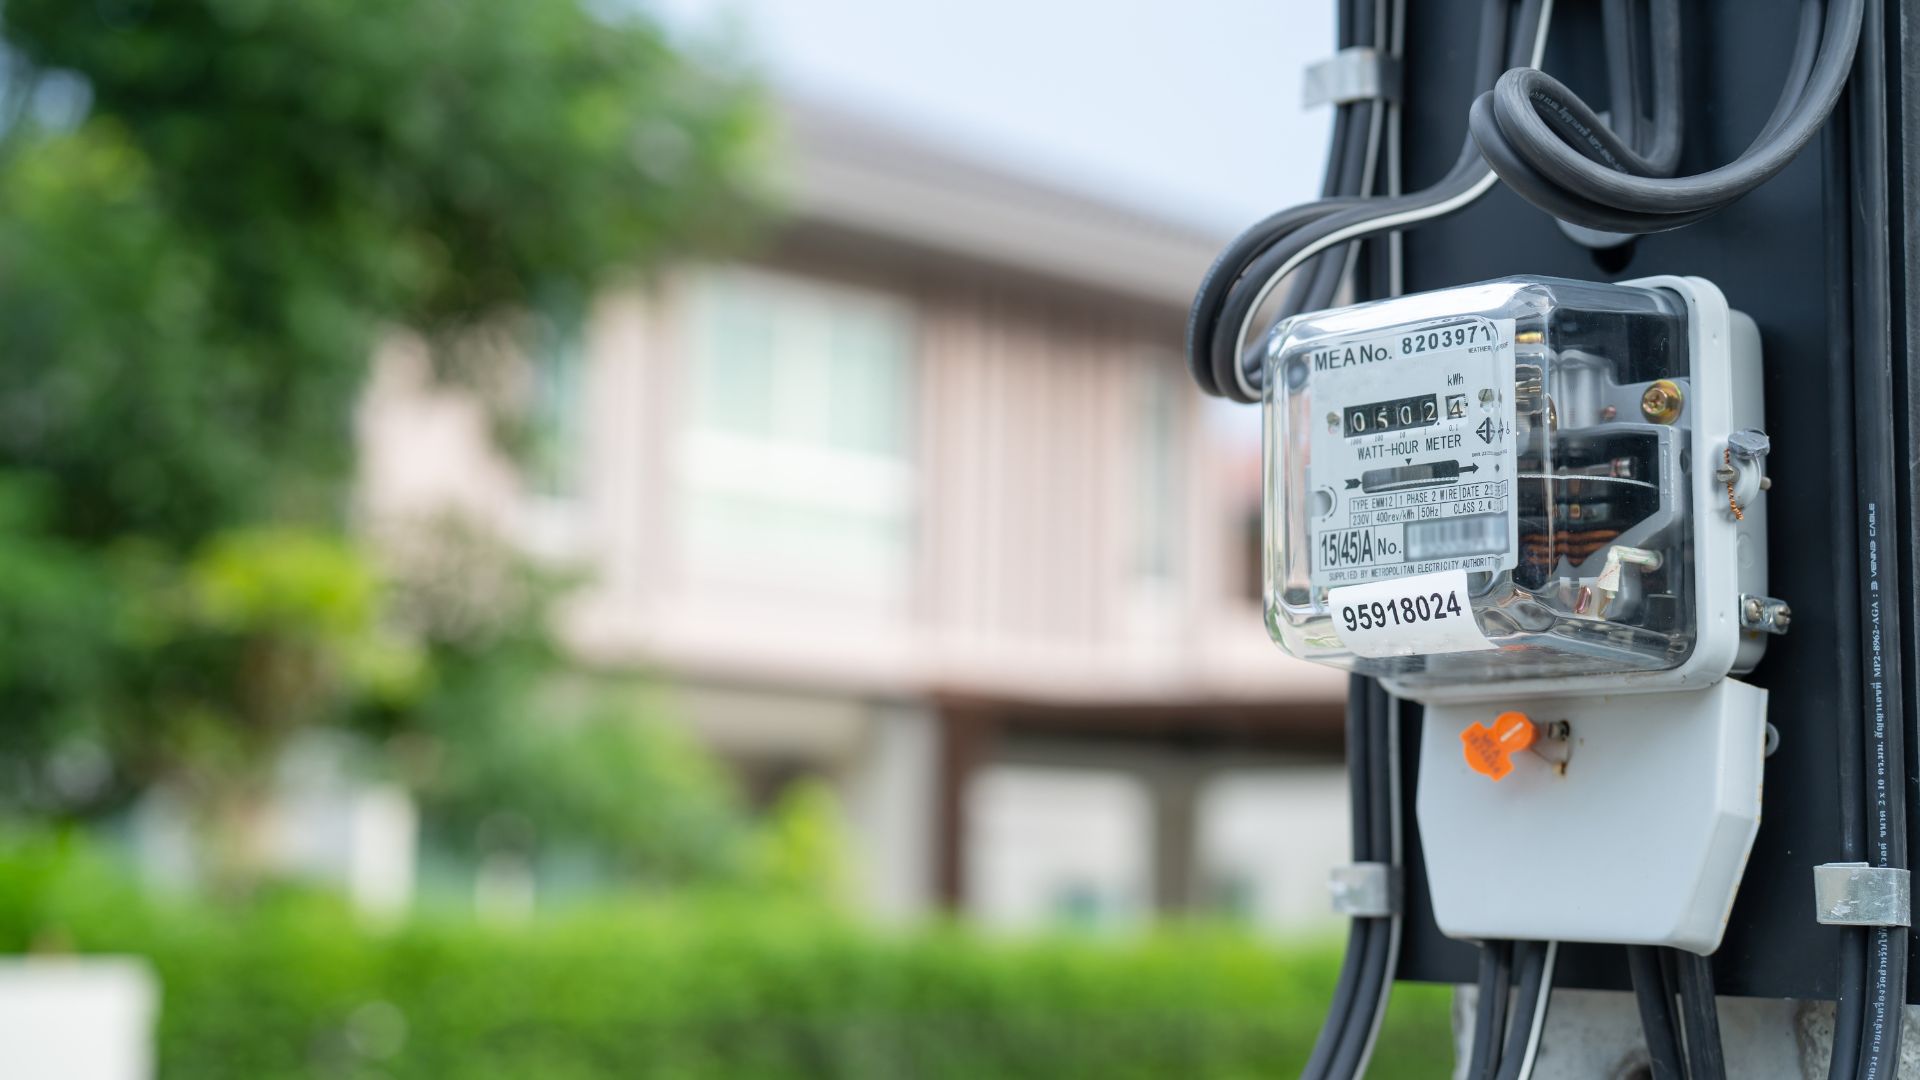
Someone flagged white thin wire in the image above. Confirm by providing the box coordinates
[1384,118,1404,297]
[1232,0,1557,401]
[1513,941,1559,1080]
[1230,172,1499,399]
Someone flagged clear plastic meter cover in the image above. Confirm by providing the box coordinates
[1263,277,1695,687]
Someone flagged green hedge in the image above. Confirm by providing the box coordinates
[0,836,1453,1078]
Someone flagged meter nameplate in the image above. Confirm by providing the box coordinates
[1327,569,1495,657]
[1304,316,1518,588]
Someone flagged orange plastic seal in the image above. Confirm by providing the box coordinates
[1460,711,1538,781]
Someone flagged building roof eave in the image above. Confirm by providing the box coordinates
[779,100,1226,310]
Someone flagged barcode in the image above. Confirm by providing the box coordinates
[1404,513,1507,560]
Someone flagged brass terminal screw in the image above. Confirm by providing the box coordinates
[1640,379,1684,424]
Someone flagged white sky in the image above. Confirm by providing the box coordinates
[652,0,1336,236]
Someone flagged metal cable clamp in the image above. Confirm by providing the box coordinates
[1329,862,1402,918]
[1813,862,1911,927]
[1302,47,1403,108]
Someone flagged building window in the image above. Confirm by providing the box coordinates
[1133,359,1186,585]
[965,765,1151,932]
[676,268,916,604]
[1199,395,1267,606]
[1195,768,1350,934]
[528,293,588,500]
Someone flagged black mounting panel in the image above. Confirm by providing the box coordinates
[1384,0,1920,1001]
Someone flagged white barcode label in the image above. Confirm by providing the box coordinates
[1327,569,1495,658]
[1402,513,1508,561]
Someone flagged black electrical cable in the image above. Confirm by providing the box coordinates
[1671,951,1727,1080]
[1598,0,1682,176]
[1821,47,1869,1080]
[1845,1,1908,1077]
[1188,0,1865,403]
[1470,0,1862,233]
[1191,0,1399,400]
[1314,0,1394,308]
[1289,0,1381,315]
[1628,946,1685,1080]
[1493,941,1556,1080]
[1323,679,1395,1080]
[1187,0,1537,403]
[1299,677,1410,1080]
[1288,12,1403,1071]
[1298,674,1380,1080]
[1465,942,1514,1080]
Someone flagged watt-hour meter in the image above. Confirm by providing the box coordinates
[1263,275,1776,703]
[1263,276,1786,951]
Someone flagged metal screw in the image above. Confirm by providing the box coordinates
[1740,594,1793,635]
[1600,405,1618,421]
[1727,428,1771,460]
[1640,380,1684,423]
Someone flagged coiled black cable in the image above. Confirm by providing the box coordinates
[1186,0,1544,403]
[1188,0,1864,403]
[1469,0,1862,234]
[1466,0,1858,234]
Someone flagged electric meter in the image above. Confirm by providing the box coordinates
[1263,275,1774,703]
[1263,276,1785,950]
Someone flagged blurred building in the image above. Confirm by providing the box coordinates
[357,101,1348,932]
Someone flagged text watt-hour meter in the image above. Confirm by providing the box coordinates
[1263,275,1786,951]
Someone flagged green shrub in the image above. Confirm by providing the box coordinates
[0,834,1453,1078]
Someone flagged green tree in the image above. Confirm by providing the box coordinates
[0,0,765,838]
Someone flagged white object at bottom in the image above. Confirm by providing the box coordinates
[1417,678,1767,953]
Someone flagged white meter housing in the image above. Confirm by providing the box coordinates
[1266,276,1779,952]
[1263,275,1771,703]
